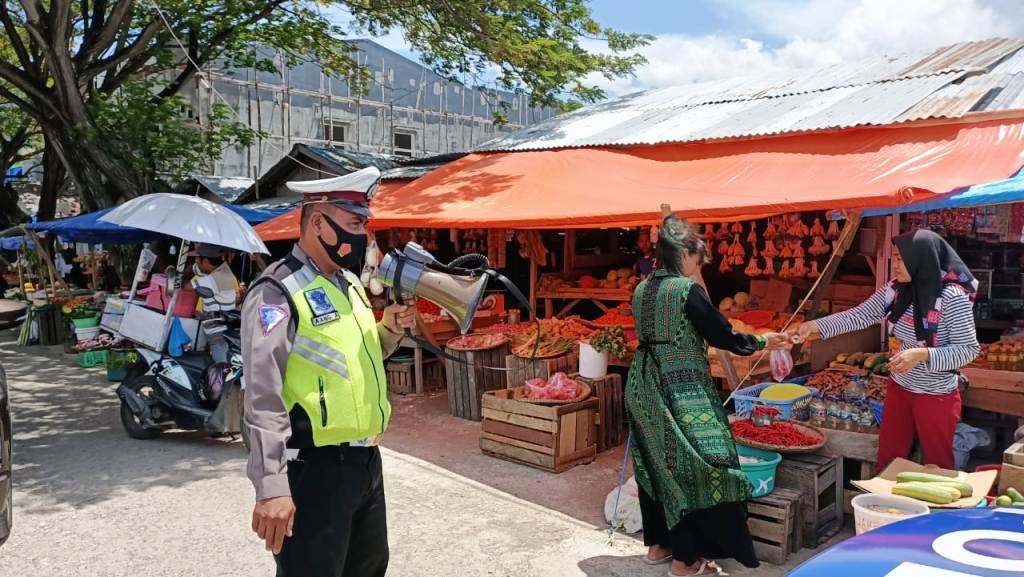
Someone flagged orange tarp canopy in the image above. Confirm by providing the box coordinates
[255,181,408,241]
[365,116,1024,229]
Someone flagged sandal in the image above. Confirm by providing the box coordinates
[668,560,722,576]
[644,553,673,565]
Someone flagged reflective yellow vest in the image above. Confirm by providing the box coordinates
[279,265,390,446]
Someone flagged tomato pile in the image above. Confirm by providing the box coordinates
[593,303,635,327]
[731,420,823,447]
[416,300,441,316]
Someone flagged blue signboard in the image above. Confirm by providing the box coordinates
[787,508,1024,577]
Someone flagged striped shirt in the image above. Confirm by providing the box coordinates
[815,283,979,395]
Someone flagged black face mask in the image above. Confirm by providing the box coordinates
[318,213,367,274]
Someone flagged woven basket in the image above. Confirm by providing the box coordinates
[733,420,827,454]
[445,333,510,352]
[511,380,592,405]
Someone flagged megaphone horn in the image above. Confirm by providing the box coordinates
[378,243,489,334]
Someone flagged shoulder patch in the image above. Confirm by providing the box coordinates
[259,304,289,336]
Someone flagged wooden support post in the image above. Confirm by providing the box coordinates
[563,229,575,274]
[21,227,71,297]
[529,256,538,321]
[792,211,863,360]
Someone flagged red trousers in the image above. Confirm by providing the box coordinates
[876,379,961,472]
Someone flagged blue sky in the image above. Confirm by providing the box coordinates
[355,0,1024,96]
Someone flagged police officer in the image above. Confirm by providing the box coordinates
[241,166,415,577]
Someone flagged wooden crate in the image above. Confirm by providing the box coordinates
[573,372,625,452]
[444,343,511,421]
[776,454,843,549]
[386,358,442,395]
[479,389,598,473]
[505,352,579,389]
[1004,440,1024,467]
[747,487,804,565]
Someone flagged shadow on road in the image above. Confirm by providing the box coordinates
[383,390,631,528]
[0,330,246,510]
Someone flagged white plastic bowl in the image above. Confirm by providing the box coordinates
[851,493,930,535]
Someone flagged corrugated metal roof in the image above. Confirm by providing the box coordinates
[190,175,254,202]
[478,38,1024,152]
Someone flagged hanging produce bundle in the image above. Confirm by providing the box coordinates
[809,217,826,237]
[744,256,762,276]
[717,239,730,256]
[703,224,716,241]
[761,240,779,258]
[728,234,746,265]
[826,220,841,240]
[809,236,830,256]
[746,222,757,244]
[792,241,805,258]
[764,220,779,240]
[716,222,731,239]
[792,259,808,277]
[731,222,743,234]
[808,261,821,278]
[763,258,776,275]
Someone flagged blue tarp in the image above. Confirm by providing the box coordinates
[0,236,32,251]
[27,204,286,244]
[864,167,1024,217]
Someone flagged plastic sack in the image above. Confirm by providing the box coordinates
[953,423,992,470]
[604,476,643,534]
[770,348,794,382]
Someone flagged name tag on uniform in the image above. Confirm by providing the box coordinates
[304,287,339,326]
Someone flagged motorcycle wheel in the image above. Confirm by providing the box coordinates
[119,375,161,440]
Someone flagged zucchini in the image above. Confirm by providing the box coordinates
[896,472,957,484]
[1007,487,1024,504]
[931,481,973,498]
[892,482,955,505]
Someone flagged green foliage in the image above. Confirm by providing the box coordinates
[88,78,260,184]
[0,0,649,203]
[590,325,628,359]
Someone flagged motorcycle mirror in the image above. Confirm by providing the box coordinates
[195,286,215,299]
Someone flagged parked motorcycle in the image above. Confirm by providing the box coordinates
[116,287,245,441]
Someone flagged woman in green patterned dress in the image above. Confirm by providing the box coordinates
[628,212,788,576]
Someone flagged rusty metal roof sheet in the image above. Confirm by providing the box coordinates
[478,38,1024,152]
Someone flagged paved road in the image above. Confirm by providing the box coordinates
[0,331,821,576]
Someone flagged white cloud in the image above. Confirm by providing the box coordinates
[590,0,1024,96]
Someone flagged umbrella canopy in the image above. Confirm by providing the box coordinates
[100,193,269,254]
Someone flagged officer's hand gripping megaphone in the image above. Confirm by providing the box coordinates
[378,243,489,335]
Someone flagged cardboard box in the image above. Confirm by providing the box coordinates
[851,458,997,508]
[998,461,1024,496]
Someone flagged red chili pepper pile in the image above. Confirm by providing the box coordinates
[751,407,781,417]
[732,420,822,447]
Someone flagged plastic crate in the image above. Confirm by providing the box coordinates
[733,375,817,421]
[77,349,109,368]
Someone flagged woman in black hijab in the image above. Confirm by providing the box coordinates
[794,229,979,470]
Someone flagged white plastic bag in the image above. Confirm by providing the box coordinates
[604,476,643,534]
[770,348,794,382]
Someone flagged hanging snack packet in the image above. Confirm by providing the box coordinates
[770,348,794,382]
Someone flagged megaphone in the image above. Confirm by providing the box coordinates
[378,243,489,334]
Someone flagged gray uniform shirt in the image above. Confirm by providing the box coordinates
[241,245,402,500]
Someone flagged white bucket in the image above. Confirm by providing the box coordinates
[579,342,609,379]
[851,493,929,535]
[75,326,101,342]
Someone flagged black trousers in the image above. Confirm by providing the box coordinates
[638,484,759,568]
[275,445,388,577]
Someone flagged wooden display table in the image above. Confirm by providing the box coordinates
[537,287,631,319]
[961,367,1024,417]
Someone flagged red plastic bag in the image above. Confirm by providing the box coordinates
[770,349,794,382]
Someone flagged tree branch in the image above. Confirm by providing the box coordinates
[0,2,34,72]
[82,19,164,81]
[156,0,289,99]
[78,0,136,65]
